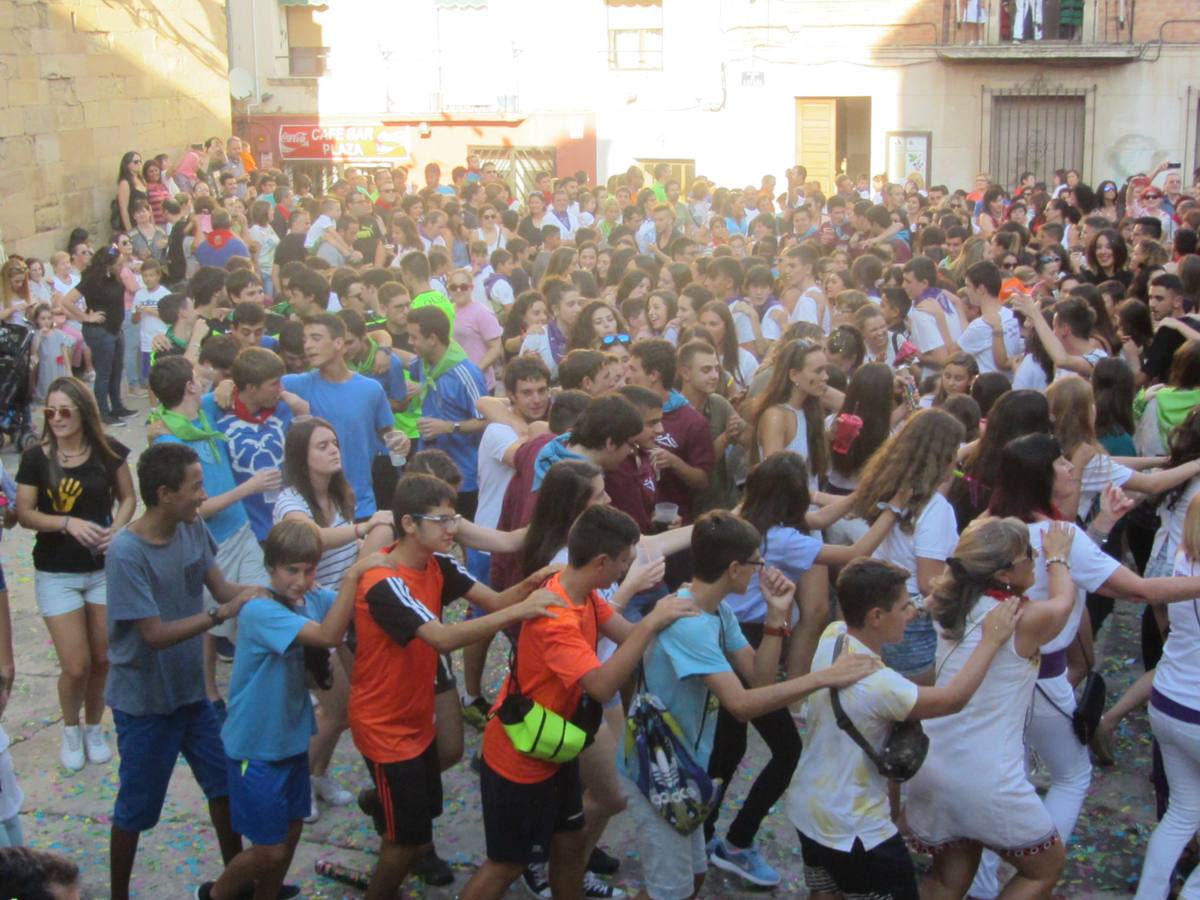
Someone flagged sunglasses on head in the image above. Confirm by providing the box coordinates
[601,333,632,346]
[45,406,75,420]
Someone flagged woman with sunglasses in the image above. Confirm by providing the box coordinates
[445,268,503,390]
[471,204,508,254]
[905,517,1078,899]
[568,299,627,352]
[1134,184,1176,242]
[15,376,134,771]
[58,244,138,424]
[113,150,147,234]
[1096,180,1123,224]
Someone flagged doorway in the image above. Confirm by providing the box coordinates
[795,97,872,194]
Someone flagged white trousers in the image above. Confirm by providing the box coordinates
[1013,0,1043,39]
[1135,707,1200,899]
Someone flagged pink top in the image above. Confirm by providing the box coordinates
[453,301,503,388]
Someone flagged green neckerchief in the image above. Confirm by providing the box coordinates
[270,299,293,318]
[348,337,381,375]
[416,341,469,405]
[1156,387,1200,447]
[147,404,227,460]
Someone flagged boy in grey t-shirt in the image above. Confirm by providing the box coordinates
[105,444,266,900]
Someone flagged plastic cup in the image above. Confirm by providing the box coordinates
[390,450,407,468]
[652,502,679,525]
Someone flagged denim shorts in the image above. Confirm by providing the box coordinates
[881,601,936,679]
[226,752,310,846]
[112,700,228,832]
[35,569,107,617]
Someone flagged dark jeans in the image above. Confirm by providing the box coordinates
[83,323,124,416]
[704,621,802,848]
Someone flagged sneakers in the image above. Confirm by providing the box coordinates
[195,883,214,900]
[313,775,354,807]
[462,696,491,730]
[522,862,551,899]
[413,847,455,887]
[304,785,320,824]
[583,872,626,898]
[587,845,621,876]
[60,725,85,771]
[84,724,112,764]
[708,838,781,887]
[101,415,126,427]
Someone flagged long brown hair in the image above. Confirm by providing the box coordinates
[1046,375,1097,459]
[41,376,121,486]
[750,338,829,475]
[283,417,356,527]
[852,408,964,532]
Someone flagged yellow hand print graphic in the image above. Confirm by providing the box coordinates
[53,478,83,513]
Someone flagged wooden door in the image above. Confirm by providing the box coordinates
[795,99,837,195]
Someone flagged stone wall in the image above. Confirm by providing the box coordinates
[0,0,231,259]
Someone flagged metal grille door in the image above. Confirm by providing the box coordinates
[469,146,557,198]
[989,91,1086,188]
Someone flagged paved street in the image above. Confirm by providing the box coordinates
[0,403,1163,897]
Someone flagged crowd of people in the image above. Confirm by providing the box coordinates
[1,141,1200,899]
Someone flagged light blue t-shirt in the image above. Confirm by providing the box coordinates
[629,603,749,769]
[154,419,248,544]
[724,526,822,623]
[206,393,293,541]
[409,356,487,491]
[221,586,334,761]
[282,371,394,518]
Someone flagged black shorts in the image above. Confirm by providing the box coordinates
[455,490,479,522]
[480,757,585,864]
[797,830,918,900]
[435,653,456,694]
[361,742,443,846]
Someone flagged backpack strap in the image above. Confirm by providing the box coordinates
[829,634,889,773]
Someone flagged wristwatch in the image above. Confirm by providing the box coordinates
[452,422,461,434]
[207,608,221,628]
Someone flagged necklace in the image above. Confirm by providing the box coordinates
[57,443,89,460]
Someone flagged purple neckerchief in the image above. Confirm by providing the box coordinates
[752,293,781,315]
[548,320,567,363]
[550,209,571,230]
[922,286,956,317]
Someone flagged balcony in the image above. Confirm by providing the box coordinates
[935,0,1140,63]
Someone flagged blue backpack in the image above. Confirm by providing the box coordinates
[623,666,722,835]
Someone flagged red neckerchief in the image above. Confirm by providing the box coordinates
[232,388,275,424]
[207,228,236,250]
[984,587,1022,603]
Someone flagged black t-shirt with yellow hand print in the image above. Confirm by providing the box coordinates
[16,439,130,573]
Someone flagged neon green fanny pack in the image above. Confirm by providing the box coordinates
[497,693,586,764]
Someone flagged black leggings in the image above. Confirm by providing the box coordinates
[704,622,802,848]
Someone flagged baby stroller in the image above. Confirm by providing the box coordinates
[0,320,37,452]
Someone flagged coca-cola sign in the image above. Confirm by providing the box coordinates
[277,124,413,162]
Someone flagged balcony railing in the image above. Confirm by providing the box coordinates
[935,0,1141,59]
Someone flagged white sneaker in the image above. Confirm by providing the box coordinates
[314,775,354,806]
[304,785,320,824]
[84,724,112,764]
[60,725,85,771]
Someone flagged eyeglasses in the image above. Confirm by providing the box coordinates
[448,283,472,293]
[601,333,632,346]
[412,513,460,527]
[44,406,76,420]
[738,558,766,568]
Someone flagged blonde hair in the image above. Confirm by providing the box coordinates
[1183,492,1200,562]
[852,408,965,532]
[928,516,1029,640]
[49,251,69,269]
[1046,375,1097,459]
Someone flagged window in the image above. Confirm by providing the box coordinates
[468,145,557,198]
[606,0,663,71]
[635,158,695,193]
[989,92,1086,190]
[286,7,331,77]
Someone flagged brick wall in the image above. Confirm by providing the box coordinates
[0,0,231,259]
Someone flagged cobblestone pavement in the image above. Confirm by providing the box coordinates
[0,402,1160,897]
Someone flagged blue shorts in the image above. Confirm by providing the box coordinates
[466,549,491,620]
[226,752,310,846]
[881,608,937,678]
[112,700,229,832]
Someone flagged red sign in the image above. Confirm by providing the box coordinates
[277,124,413,162]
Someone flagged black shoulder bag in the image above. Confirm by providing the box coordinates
[829,634,929,782]
[1036,632,1106,745]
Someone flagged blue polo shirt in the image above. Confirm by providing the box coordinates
[409,355,487,491]
[154,420,248,544]
[206,393,293,541]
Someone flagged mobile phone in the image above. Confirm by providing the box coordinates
[1168,162,1182,169]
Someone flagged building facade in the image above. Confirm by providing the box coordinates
[0,0,232,258]
[228,0,1200,195]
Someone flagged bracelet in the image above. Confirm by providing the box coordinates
[1046,556,1071,569]
[763,623,790,639]
[354,522,364,539]
[60,515,70,533]
[875,501,904,517]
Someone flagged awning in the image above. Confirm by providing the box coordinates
[278,0,327,7]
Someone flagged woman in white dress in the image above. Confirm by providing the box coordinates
[906,517,1078,898]
[471,204,508,254]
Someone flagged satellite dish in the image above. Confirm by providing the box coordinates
[229,68,255,101]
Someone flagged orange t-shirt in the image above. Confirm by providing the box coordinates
[482,572,613,784]
[349,551,476,763]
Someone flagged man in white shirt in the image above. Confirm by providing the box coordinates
[543,189,580,244]
[902,257,965,373]
[460,357,553,726]
[788,559,1016,900]
[957,261,1021,377]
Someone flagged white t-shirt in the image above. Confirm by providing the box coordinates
[1053,346,1108,380]
[134,284,171,351]
[788,622,919,852]
[1153,476,1200,564]
[1077,452,1134,519]
[789,289,821,327]
[1154,553,1200,709]
[305,214,336,250]
[957,307,1022,376]
[761,305,789,341]
[736,347,759,389]
[1013,353,1050,391]
[1026,519,1120,656]
[476,422,520,530]
[873,492,957,596]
